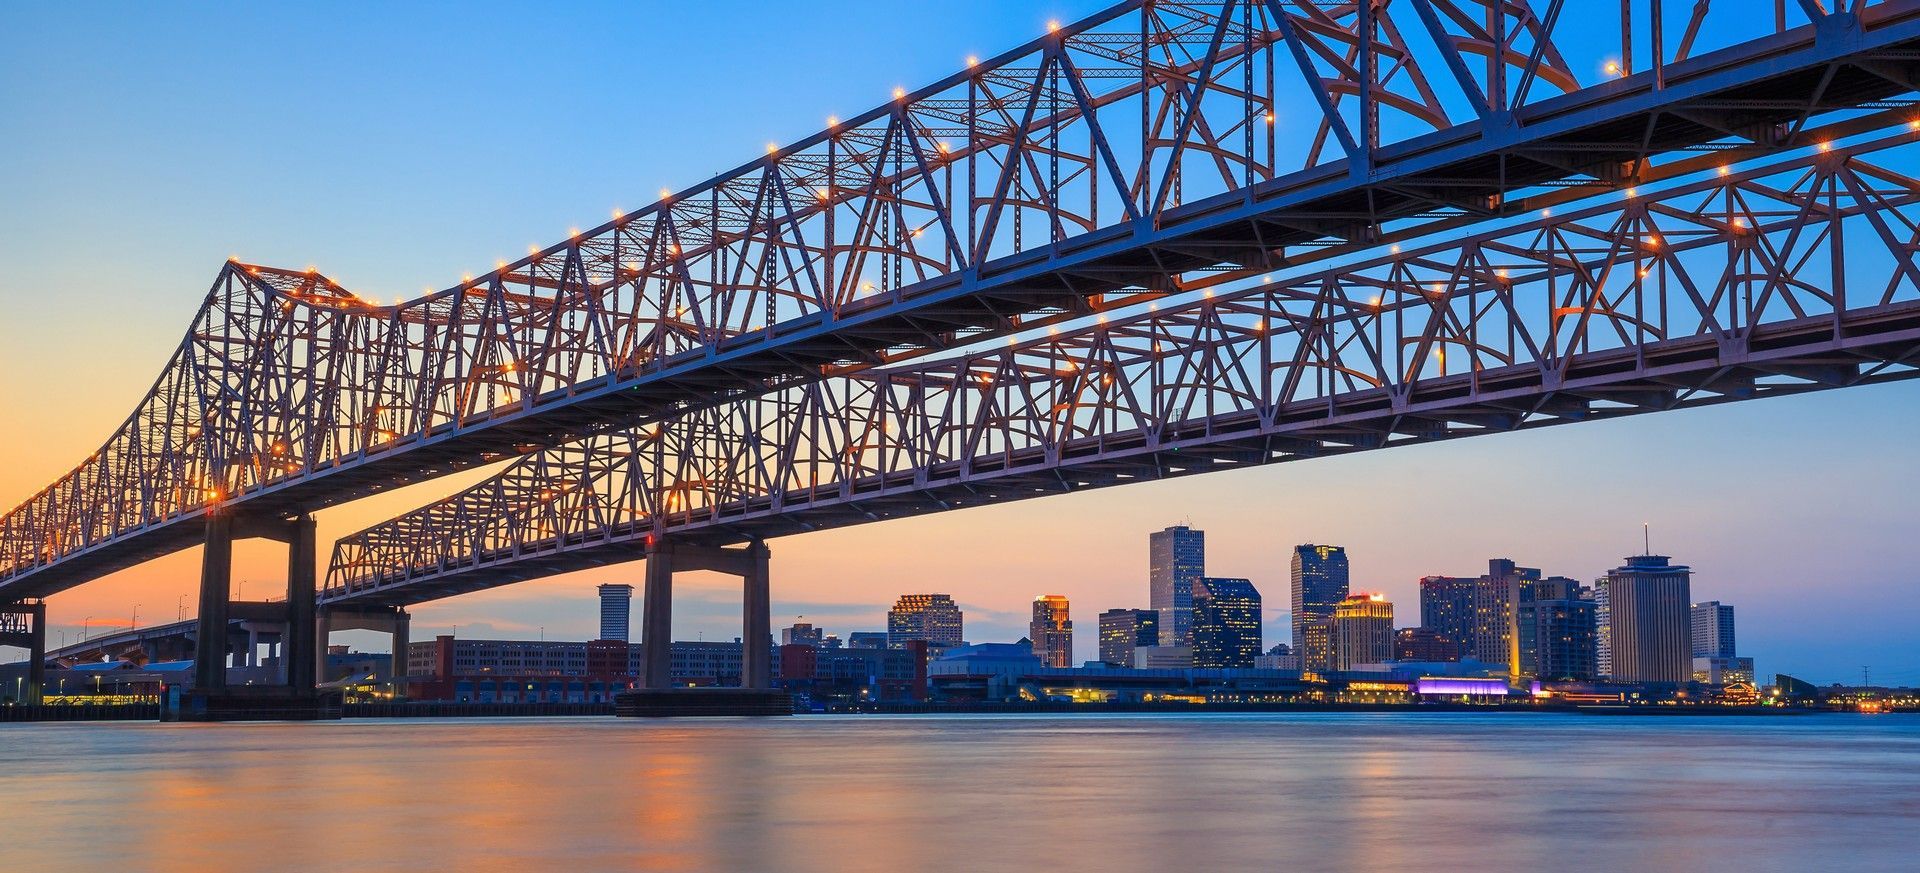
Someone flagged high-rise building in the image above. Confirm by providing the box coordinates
[597,584,634,642]
[1518,588,1598,681]
[1292,544,1349,669]
[1333,593,1394,670]
[1691,601,1736,658]
[1473,558,1540,675]
[1030,595,1073,668]
[1301,616,1335,674]
[1418,575,1475,658]
[1600,555,1693,683]
[1098,609,1159,667]
[1191,577,1262,668]
[782,622,823,647]
[887,594,965,651]
[1594,577,1613,678]
[1394,627,1460,662]
[1149,525,1205,646]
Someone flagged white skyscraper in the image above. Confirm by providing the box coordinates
[598,584,635,642]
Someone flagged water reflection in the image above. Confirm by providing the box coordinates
[1,713,1914,872]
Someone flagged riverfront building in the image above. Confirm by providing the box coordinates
[597,584,634,643]
[1518,587,1598,681]
[1098,609,1158,667]
[1191,577,1262,668]
[1030,595,1073,669]
[1418,574,1475,658]
[888,594,965,650]
[1292,544,1349,670]
[1150,525,1206,646]
[1691,601,1736,658]
[1600,555,1694,683]
[1333,593,1394,670]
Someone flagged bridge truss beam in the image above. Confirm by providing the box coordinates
[324,126,1920,606]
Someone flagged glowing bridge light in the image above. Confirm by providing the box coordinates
[893,87,905,100]
[1604,60,1621,75]
[1048,19,1060,32]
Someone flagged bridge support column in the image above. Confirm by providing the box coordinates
[315,608,334,685]
[642,538,674,690]
[285,514,317,694]
[162,512,339,722]
[390,610,410,701]
[194,512,233,691]
[638,536,773,690]
[616,537,789,717]
[2,601,46,705]
[742,542,771,691]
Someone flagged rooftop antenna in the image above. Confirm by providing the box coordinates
[1643,522,1650,556]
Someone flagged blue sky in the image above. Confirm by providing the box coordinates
[2,2,1917,685]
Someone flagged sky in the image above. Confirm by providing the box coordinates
[2,1,1917,686]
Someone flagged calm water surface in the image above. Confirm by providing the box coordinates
[1,712,1915,872]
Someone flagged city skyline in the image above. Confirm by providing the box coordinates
[3,1,1918,687]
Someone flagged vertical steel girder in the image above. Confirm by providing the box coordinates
[7,1,1920,602]
[323,127,1920,605]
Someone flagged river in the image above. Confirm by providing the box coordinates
[1,712,1913,871]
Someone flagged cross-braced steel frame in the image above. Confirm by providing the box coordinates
[325,127,1920,605]
[7,0,1920,602]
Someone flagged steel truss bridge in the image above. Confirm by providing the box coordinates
[5,0,1920,707]
[322,128,1920,604]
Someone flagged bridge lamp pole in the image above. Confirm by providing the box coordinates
[131,604,140,630]
[81,616,91,641]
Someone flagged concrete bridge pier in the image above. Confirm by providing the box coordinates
[284,514,317,694]
[168,510,338,721]
[1,601,46,705]
[622,537,787,713]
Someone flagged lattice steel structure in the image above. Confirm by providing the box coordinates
[8,0,1920,602]
[326,128,1920,604]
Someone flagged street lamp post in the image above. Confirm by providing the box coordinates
[131,604,140,630]
[81,616,92,641]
